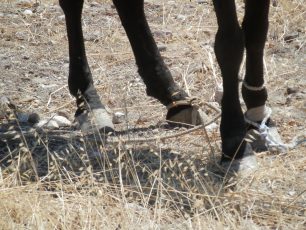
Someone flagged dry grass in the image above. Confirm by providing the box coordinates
[0,0,305,229]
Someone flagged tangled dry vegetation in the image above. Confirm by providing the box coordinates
[0,0,305,229]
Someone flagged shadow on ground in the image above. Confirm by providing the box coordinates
[0,119,238,214]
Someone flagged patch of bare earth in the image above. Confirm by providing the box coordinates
[0,0,305,229]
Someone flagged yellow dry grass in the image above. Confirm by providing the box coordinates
[0,0,305,229]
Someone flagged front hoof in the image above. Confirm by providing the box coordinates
[166,101,207,126]
[220,143,258,175]
[75,108,114,135]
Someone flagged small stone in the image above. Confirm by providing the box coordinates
[23,9,33,16]
[36,119,59,129]
[52,115,71,126]
[176,14,186,21]
[288,190,296,196]
[112,112,125,124]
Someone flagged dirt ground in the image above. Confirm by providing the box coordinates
[0,0,305,229]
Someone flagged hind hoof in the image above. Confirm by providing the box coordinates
[220,143,258,175]
[75,108,114,135]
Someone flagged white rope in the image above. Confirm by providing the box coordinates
[243,81,265,91]
[244,107,293,151]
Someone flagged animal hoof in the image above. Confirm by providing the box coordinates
[166,98,208,126]
[75,107,114,135]
[166,105,202,126]
[220,143,258,175]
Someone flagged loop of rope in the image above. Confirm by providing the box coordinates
[166,97,202,110]
[109,99,220,144]
[243,81,265,91]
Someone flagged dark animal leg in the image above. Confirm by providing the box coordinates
[242,0,270,120]
[112,0,202,125]
[59,0,114,133]
[241,1,284,152]
[212,0,247,160]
